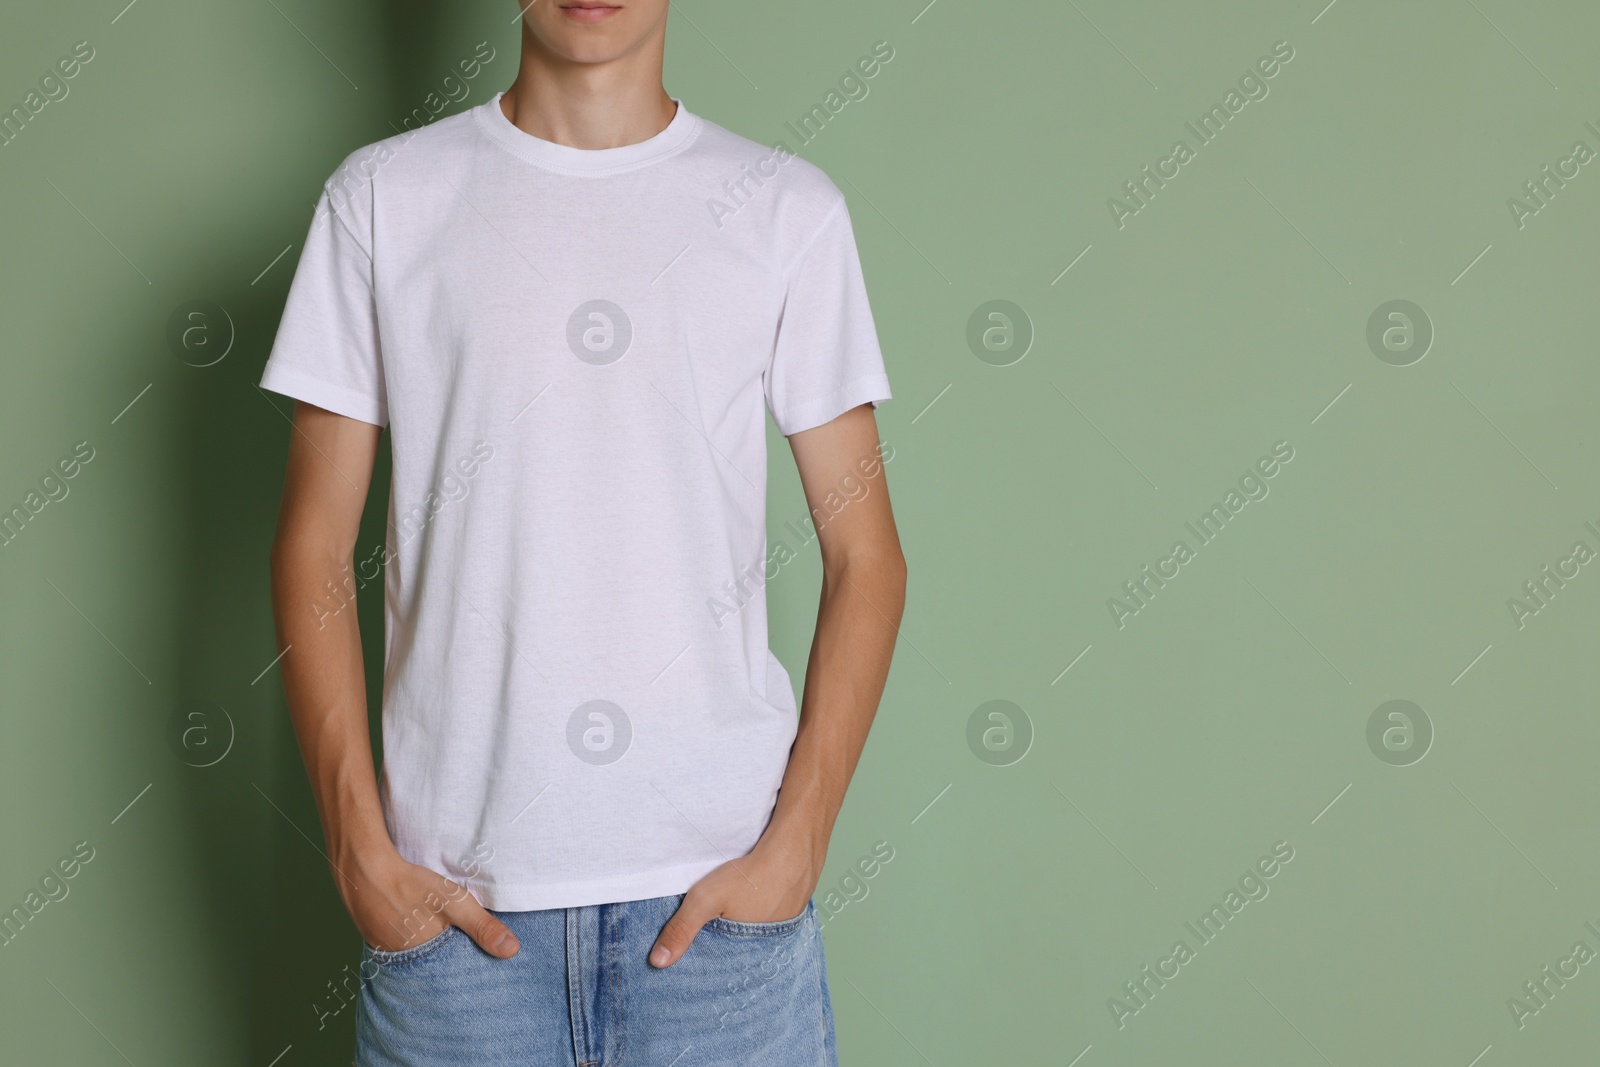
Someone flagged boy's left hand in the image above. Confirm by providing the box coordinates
[648,836,821,967]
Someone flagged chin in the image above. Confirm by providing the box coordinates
[527,2,664,63]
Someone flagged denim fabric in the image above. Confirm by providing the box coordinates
[355,894,837,1066]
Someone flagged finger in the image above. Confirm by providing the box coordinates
[650,892,717,968]
[443,888,520,958]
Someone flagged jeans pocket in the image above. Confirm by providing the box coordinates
[705,899,812,937]
[362,923,459,966]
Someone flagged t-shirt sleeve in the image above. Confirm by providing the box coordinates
[763,197,891,436]
[258,185,388,426]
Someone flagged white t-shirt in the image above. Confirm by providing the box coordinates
[261,92,891,911]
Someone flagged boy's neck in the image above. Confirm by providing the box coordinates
[499,29,676,151]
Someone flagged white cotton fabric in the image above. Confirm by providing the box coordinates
[261,92,891,910]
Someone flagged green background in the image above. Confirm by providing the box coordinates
[3,0,1597,1062]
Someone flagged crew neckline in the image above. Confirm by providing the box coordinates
[474,91,700,175]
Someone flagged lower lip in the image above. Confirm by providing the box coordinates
[562,5,620,20]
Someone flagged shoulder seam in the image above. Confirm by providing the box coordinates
[779,194,846,286]
[321,179,374,263]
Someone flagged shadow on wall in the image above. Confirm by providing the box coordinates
[165,4,515,1061]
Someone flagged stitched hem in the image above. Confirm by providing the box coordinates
[457,856,726,911]
[771,371,891,436]
[260,360,388,426]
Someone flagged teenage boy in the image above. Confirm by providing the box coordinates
[264,1,905,1063]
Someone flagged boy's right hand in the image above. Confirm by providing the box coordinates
[335,844,520,959]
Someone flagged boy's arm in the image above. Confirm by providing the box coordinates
[650,402,907,967]
[269,400,520,958]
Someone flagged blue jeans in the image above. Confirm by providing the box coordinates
[355,894,838,1066]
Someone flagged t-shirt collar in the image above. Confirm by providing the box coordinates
[474,91,700,175]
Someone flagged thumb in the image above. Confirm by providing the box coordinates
[650,893,716,968]
[444,890,520,959]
